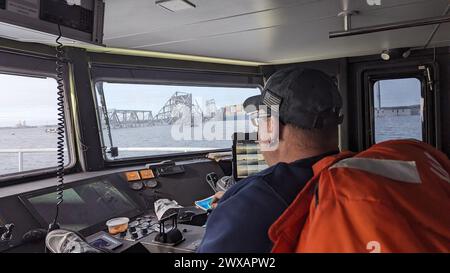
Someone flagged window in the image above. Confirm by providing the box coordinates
[0,73,71,177]
[95,82,261,160]
[373,78,422,143]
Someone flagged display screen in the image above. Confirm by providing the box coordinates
[234,141,268,179]
[25,180,138,232]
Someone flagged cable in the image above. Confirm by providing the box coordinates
[423,4,450,49]
[49,24,66,232]
[403,3,450,58]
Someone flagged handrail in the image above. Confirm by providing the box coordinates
[118,147,216,152]
[0,148,63,153]
[0,147,217,172]
[0,147,216,153]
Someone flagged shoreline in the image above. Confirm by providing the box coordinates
[0,125,56,130]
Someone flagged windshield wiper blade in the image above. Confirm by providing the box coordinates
[96,82,118,158]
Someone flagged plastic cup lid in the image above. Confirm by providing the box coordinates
[106,217,129,227]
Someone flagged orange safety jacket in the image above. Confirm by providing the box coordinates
[269,139,450,253]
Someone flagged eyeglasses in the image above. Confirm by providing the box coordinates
[249,111,270,127]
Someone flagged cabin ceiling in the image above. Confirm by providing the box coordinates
[102,0,450,64]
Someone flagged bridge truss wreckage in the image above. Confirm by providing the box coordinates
[100,92,216,129]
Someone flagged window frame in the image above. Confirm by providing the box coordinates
[361,62,440,149]
[90,65,263,165]
[0,50,77,184]
[369,76,425,144]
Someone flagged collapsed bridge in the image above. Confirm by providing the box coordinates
[101,92,217,129]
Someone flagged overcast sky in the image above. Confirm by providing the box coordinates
[100,82,259,113]
[0,74,59,127]
[0,74,259,127]
[0,74,421,127]
[374,78,421,107]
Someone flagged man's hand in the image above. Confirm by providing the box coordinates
[211,191,225,209]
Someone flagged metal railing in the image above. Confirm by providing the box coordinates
[0,148,62,172]
[0,147,217,172]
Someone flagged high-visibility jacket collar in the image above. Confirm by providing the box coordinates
[268,151,354,252]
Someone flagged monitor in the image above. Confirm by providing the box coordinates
[20,179,140,234]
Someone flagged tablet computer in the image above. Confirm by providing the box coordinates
[232,132,269,180]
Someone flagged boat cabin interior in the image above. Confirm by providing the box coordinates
[0,0,449,254]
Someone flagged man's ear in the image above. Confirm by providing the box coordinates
[267,117,285,140]
[258,116,281,152]
[266,116,273,132]
[269,116,281,140]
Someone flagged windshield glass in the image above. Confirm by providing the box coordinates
[0,73,71,177]
[95,82,260,160]
[373,78,423,143]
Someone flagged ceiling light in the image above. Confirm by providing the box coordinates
[156,0,196,12]
[381,50,390,61]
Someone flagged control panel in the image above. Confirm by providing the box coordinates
[87,211,205,253]
[123,162,187,193]
[124,169,159,192]
[120,215,157,241]
[0,159,223,253]
[87,220,204,253]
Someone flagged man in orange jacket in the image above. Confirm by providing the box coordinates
[200,66,450,253]
[269,139,450,253]
[198,67,344,252]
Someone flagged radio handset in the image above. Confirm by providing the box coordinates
[48,23,67,234]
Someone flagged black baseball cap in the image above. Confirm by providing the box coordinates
[244,67,343,129]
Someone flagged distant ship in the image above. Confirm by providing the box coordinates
[14,120,36,129]
[45,128,57,133]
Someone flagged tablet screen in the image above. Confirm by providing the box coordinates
[233,133,268,180]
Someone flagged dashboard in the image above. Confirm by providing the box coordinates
[0,159,226,253]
